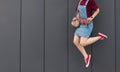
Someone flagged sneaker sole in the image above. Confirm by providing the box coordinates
[98,33,108,38]
[86,55,91,68]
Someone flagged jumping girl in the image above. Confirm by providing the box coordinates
[71,0,108,67]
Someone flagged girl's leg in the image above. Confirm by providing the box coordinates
[81,32,108,47]
[73,35,88,59]
[85,36,101,46]
[81,36,101,47]
[73,36,92,67]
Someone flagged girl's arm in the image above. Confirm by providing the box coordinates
[87,8,100,22]
[76,11,80,19]
[91,8,100,19]
[72,11,79,21]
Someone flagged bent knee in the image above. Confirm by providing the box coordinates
[73,40,79,46]
[80,42,86,47]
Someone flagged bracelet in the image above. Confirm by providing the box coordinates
[91,16,94,18]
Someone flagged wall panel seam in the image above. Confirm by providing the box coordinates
[67,0,69,72]
[114,0,116,72]
[19,0,22,72]
[43,0,45,72]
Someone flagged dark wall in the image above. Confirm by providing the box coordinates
[0,0,119,72]
[45,0,67,72]
[92,0,115,72]
[21,0,44,72]
[0,0,20,72]
[116,0,120,72]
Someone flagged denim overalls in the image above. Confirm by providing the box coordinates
[74,0,93,38]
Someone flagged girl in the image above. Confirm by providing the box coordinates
[71,0,108,67]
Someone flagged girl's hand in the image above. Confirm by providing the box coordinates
[72,17,79,21]
[81,18,89,25]
[80,17,93,25]
[87,17,93,23]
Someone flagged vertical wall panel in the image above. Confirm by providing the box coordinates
[21,0,44,72]
[45,0,67,72]
[69,0,91,72]
[0,0,20,72]
[92,0,115,72]
[116,0,120,72]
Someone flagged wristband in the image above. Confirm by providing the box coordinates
[91,16,94,18]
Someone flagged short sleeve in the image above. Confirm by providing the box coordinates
[90,0,98,11]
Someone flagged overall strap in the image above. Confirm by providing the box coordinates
[76,0,82,11]
[85,0,89,5]
[78,0,82,5]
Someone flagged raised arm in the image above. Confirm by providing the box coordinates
[91,8,100,19]
[87,8,100,23]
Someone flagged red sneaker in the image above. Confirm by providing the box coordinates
[98,33,108,39]
[85,54,91,68]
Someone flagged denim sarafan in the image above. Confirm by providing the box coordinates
[74,0,93,38]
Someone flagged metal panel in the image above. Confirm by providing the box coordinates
[69,0,91,72]
[116,0,120,72]
[91,0,115,72]
[45,0,67,72]
[21,0,44,72]
[0,0,20,72]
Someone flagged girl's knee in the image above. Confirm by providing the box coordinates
[80,37,88,47]
[80,41,86,47]
[73,40,79,46]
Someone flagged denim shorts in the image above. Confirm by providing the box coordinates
[74,21,93,38]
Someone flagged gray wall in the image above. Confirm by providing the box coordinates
[45,0,67,72]
[0,0,119,72]
[92,0,115,72]
[21,0,44,72]
[0,0,20,72]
